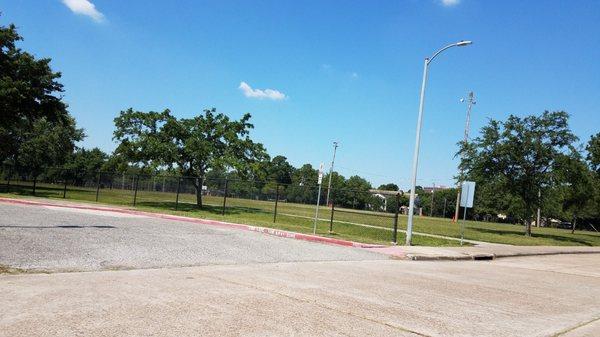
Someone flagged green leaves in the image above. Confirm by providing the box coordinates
[0,20,82,173]
[112,107,268,205]
[459,111,579,228]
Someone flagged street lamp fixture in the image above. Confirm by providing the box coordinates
[405,40,473,246]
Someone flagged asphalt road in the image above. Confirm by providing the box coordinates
[1,202,599,336]
[0,203,385,272]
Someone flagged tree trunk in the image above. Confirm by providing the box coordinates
[195,176,204,208]
[525,217,532,236]
[571,216,577,234]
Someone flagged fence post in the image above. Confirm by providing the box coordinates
[329,197,335,234]
[5,170,11,193]
[32,176,37,195]
[442,197,447,218]
[392,193,400,244]
[273,184,280,223]
[175,177,181,210]
[63,179,68,198]
[95,173,101,202]
[133,175,139,206]
[221,179,229,216]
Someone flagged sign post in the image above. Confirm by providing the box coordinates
[313,163,324,235]
[459,181,476,245]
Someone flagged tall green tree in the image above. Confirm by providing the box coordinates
[113,108,267,207]
[62,147,108,185]
[553,153,596,233]
[286,164,318,204]
[17,117,83,182]
[0,20,82,168]
[260,155,293,184]
[459,111,578,236]
[587,133,600,175]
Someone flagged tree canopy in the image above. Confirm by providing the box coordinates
[0,20,83,175]
[113,108,267,206]
[459,111,584,235]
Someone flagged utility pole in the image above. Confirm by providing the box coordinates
[325,142,338,208]
[454,91,476,223]
[313,163,325,235]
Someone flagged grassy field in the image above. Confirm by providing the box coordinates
[2,181,600,247]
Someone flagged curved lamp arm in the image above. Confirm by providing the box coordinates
[427,40,472,64]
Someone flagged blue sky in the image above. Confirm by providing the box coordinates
[2,0,600,188]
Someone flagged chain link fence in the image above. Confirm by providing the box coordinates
[0,166,411,243]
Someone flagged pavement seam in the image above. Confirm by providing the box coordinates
[201,273,432,337]
[552,315,600,336]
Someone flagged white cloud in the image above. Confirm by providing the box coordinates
[440,0,460,6]
[239,82,286,101]
[62,0,105,22]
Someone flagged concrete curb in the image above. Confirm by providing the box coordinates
[406,251,600,261]
[406,253,495,261]
[0,197,385,249]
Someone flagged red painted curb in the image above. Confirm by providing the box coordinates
[0,197,385,249]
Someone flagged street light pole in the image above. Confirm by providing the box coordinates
[325,142,338,207]
[405,40,472,246]
[454,91,476,223]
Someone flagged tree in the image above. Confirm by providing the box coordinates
[17,117,83,187]
[554,153,596,233]
[322,171,346,205]
[261,155,293,184]
[378,183,399,191]
[286,164,318,204]
[459,111,578,236]
[113,108,267,207]
[587,133,600,174]
[342,175,372,209]
[0,20,82,169]
[62,148,108,185]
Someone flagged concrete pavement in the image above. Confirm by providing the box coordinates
[1,197,600,336]
[1,255,600,336]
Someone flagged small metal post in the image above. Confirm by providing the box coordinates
[460,202,468,246]
[221,179,229,216]
[175,177,181,210]
[273,184,280,223]
[95,173,101,202]
[63,179,68,198]
[392,193,400,244]
[460,184,469,246]
[313,185,322,234]
[329,197,335,233]
[133,175,139,206]
[32,176,37,195]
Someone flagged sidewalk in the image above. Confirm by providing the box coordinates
[367,245,600,260]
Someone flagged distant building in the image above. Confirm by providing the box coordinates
[421,185,451,194]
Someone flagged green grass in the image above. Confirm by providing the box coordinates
[2,181,599,247]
